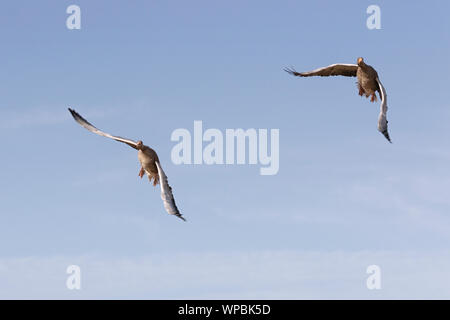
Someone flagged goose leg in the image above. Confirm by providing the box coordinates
[138,167,145,178]
[358,85,365,96]
[148,174,159,186]
[370,92,377,102]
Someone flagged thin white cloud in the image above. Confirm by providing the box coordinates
[0,108,68,129]
[0,106,116,130]
[1,250,450,299]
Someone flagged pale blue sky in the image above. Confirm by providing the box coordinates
[0,0,450,299]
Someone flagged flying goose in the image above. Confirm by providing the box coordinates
[68,108,186,221]
[285,57,391,143]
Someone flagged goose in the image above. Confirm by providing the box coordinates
[285,57,391,143]
[68,108,186,221]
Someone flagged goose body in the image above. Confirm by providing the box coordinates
[138,147,160,186]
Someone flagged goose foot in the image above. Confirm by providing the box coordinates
[358,86,365,96]
[370,93,377,102]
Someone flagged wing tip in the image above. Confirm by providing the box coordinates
[173,211,186,221]
[173,207,186,221]
[284,66,301,77]
[382,131,392,143]
[68,107,81,120]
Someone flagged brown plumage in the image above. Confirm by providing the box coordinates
[137,143,160,186]
[285,57,391,142]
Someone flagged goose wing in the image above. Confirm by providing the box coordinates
[155,161,185,221]
[285,64,358,77]
[376,79,392,143]
[68,108,139,149]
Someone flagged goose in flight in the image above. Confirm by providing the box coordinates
[68,108,186,221]
[285,57,391,143]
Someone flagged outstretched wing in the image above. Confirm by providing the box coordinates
[376,78,391,143]
[155,161,185,221]
[68,108,139,149]
[284,64,358,77]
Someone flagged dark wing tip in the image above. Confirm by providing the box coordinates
[68,108,93,127]
[284,66,301,77]
[382,131,392,143]
[174,212,186,221]
[68,107,81,120]
[174,207,186,221]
